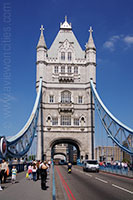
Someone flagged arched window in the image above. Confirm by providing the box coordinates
[54,66,58,74]
[47,116,51,126]
[68,52,72,61]
[67,66,72,73]
[78,96,83,104]
[61,66,65,74]
[61,91,71,103]
[74,66,78,74]
[80,116,85,126]
[61,52,65,60]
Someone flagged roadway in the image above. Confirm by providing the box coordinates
[54,165,133,200]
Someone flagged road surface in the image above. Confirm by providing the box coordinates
[54,165,133,200]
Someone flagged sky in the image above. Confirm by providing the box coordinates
[0,0,133,147]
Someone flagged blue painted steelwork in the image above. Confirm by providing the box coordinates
[52,161,56,200]
[90,80,133,156]
[0,78,42,159]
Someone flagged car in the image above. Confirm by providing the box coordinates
[83,160,99,172]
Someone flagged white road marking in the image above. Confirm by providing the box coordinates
[95,177,108,184]
[112,184,133,194]
[86,174,92,177]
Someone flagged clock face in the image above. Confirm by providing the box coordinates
[0,137,7,157]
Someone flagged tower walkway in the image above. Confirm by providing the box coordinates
[0,168,52,200]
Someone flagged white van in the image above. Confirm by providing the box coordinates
[83,160,99,172]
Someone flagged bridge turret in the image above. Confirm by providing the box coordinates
[85,26,96,82]
[36,25,47,83]
[36,25,47,62]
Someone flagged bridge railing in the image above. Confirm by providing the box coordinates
[99,165,133,178]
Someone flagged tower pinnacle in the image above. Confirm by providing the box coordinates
[89,26,93,34]
[60,16,72,30]
[37,25,47,49]
[65,15,67,22]
[86,26,96,50]
[40,25,44,34]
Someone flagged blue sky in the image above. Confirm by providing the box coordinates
[0,0,133,146]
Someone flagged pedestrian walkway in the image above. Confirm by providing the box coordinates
[0,168,52,200]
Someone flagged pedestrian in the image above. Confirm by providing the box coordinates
[11,166,17,184]
[36,160,40,180]
[32,163,37,181]
[28,164,32,180]
[40,161,48,190]
[0,163,3,191]
[1,160,8,183]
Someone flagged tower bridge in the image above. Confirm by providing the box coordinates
[0,18,133,162]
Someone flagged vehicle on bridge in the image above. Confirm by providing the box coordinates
[83,160,99,172]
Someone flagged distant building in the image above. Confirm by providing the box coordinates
[95,146,122,162]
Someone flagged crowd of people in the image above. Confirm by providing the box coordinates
[26,160,51,190]
[99,160,131,171]
[0,159,51,191]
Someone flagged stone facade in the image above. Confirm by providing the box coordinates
[95,146,122,162]
[36,18,96,161]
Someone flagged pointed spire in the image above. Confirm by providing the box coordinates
[86,26,96,50]
[65,15,67,22]
[37,25,47,49]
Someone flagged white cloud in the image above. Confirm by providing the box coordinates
[123,36,133,45]
[103,41,114,51]
[103,34,133,51]
[110,35,120,41]
[103,35,120,51]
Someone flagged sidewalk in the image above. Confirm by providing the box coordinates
[0,168,53,200]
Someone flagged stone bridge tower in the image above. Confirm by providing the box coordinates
[36,17,96,161]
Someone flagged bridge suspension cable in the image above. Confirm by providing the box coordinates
[90,80,133,156]
[0,78,42,159]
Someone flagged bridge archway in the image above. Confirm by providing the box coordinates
[49,138,81,163]
[53,152,67,160]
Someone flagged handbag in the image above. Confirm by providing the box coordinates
[6,167,9,176]
[26,172,29,178]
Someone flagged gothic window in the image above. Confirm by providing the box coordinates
[61,66,65,74]
[78,96,83,104]
[61,52,65,60]
[81,117,85,126]
[67,66,72,74]
[49,95,54,103]
[68,52,72,61]
[74,118,79,126]
[52,117,58,125]
[47,116,51,126]
[61,115,71,125]
[54,66,58,74]
[74,66,78,74]
[61,91,71,103]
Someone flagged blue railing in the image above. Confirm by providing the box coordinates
[99,165,133,178]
